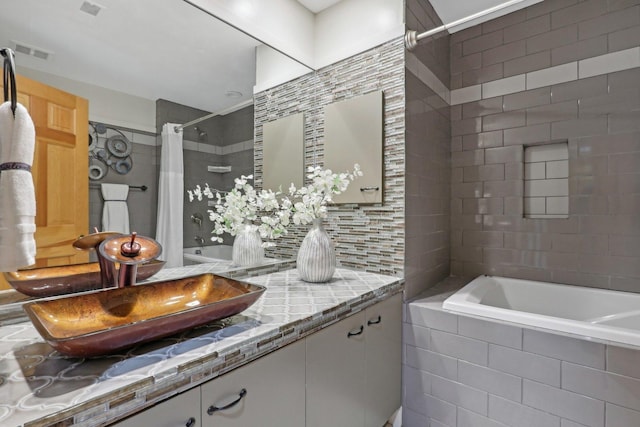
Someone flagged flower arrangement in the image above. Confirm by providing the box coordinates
[187,164,362,246]
[288,164,363,225]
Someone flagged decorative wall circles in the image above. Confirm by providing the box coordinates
[88,159,107,180]
[88,122,135,179]
[106,134,132,157]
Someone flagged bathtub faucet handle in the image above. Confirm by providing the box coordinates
[191,213,203,227]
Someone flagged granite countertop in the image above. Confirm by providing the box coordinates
[0,266,403,427]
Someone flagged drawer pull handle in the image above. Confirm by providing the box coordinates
[185,417,196,427]
[207,388,247,415]
[347,325,364,338]
[368,316,382,326]
[360,186,380,192]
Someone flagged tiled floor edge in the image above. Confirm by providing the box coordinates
[450,46,640,105]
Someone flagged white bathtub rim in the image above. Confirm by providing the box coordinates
[443,275,640,349]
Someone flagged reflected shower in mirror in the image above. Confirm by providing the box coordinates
[0,0,311,291]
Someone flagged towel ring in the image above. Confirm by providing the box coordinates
[1,48,17,116]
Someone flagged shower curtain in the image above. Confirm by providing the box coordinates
[156,123,184,268]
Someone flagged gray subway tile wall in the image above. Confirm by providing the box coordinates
[88,127,158,239]
[450,0,640,291]
[405,1,640,426]
[406,297,640,427]
[157,101,255,249]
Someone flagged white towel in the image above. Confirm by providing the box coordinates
[0,102,37,271]
[101,183,130,233]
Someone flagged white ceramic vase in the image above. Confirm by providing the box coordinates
[296,218,336,283]
[232,222,264,266]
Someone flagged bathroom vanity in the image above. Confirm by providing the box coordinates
[0,265,403,427]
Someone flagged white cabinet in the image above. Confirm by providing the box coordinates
[364,293,403,427]
[113,387,200,427]
[306,293,402,427]
[306,310,367,426]
[111,294,401,427]
[201,339,306,427]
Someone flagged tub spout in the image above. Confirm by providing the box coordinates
[194,235,205,247]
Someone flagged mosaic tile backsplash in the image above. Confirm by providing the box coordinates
[253,38,406,279]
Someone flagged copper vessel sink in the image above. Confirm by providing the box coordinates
[4,260,166,297]
[23,273,266,357]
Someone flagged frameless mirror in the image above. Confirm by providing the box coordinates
[0,0,311,296]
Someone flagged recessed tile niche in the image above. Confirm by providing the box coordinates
[523,142,569,219]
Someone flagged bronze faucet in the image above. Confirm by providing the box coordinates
[72,230,122,288]
[99,232,163,288]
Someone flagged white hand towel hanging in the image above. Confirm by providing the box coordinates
[101,183,130,233]
[0,101,37,271]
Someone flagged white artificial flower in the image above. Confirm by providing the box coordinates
[186,164,362,246]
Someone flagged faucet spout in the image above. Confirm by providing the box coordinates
[99,233,163,288]
[72,230,122,288]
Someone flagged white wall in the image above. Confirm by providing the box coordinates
[314,0,405,69]
[194,0,404,92]
[254,45,312,93]
[187,0,316,68]
[17,67,156,133]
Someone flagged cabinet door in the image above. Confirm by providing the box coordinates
[306,310,366,427]
[365,293,402,427]
[324,90,383,204]
[201,339,305,427]
[113,387,200,427]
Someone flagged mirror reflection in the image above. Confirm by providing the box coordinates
[0,0,311,294]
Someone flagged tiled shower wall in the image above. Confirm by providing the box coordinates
[156,100,254,249]
[88,127,158,239]
[254,38,406,278]
[450,0,640,292]
[405,0,452,300]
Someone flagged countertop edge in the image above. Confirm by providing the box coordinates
[25,277,404,427]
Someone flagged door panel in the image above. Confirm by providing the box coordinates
[0,74,89,288]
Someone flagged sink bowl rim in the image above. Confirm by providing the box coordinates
[22,273,266,356]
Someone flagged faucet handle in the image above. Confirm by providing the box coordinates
[121,232,142,257]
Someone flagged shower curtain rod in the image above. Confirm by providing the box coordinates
[405,0,529,50]
[173,99,254,133]
[174,111,218,133]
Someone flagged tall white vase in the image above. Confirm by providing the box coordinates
[232,222,264,266]
[297,218,336,283]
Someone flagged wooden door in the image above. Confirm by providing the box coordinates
[0,74,89,289]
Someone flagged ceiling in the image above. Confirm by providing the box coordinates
[0,0,268,113]
[425,0,541,32]
[1,0,539,114]
[296,0,343,13]
[297,0,539,32]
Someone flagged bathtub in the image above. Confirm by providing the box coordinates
[183,245,233,265]
[443,275,640,347]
